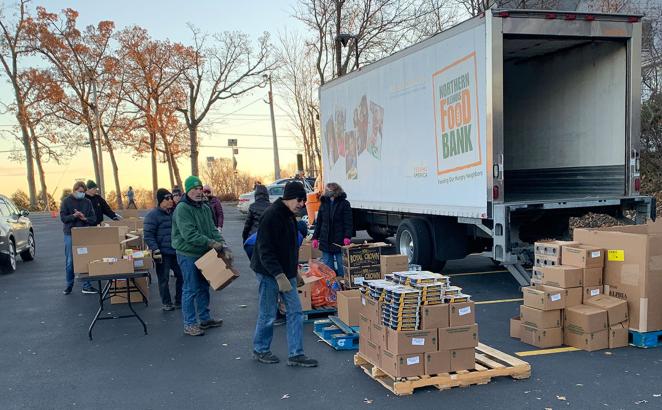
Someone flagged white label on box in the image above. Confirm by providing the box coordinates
[459,306,471,316]
[77,247,88,255]
[354,277,365,285]
[590,289,600,296]
[134,259,145,268]
[406,356,420,365]
[411,337,425,346]
[550,293,561,302]
[591,251,601,258]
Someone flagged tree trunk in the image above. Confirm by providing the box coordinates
[166,148,175,189]
[29,126,48,211]
[171,151,183,188]
[102,129,124,210]
[14,99,37,208]
[82,106,101,186]
[150,131,159,206]
[189,124,199,176]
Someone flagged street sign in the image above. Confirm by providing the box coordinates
[228,139,238,147]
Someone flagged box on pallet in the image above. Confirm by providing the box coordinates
[574,221,662,332]
[72,227,123,274]
[359,338,381,366]
[438,325,478,350]
[341,243,384,268]
[563,327,608,351]
[566,287,583,307]
[534,240,579,258]
[510,317,521,339]
[381,350,424,378]
[562,245,604,269]
[450,348,475,371]
[520,325,563,348]
[541,266,583,288]
[385,328,437,354]
[584,295,628,326]
[583,286,603,303]
[583,268,603,287]
[425,350,450,375]
[371,322,385,346]
[380,254,409,275]
[344,265,382,287]
[520,305,562,329]
[361,295,381,324]
[523,285,566,310]
[535,254,560,267]
[337,290,362,326]
[609,322,628,349]
[449,302,475,327]
[420,304,449,329]
[564,305,608,334]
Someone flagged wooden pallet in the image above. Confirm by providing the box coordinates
[354,343,531,396]
[629,329,662,348]
[313,316,360,351]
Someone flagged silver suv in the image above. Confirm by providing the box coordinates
[0,195,35,273]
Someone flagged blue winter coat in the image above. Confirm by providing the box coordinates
[143,207,175,255]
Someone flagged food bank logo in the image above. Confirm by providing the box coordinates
[432,52,482,175]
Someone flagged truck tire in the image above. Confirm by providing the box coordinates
[396,219,433,269]
[367,226,389,242]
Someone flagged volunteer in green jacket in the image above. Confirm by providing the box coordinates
[172,176,233,336]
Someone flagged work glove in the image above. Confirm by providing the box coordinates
[275,273,293,293]
[210,241,225,253]
[221,247,234,266]
[343,238,352,246]
[152,249,162,262]
[312,239,319,249]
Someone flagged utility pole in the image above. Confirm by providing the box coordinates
[90,73,105,196]
[264,74,281,180]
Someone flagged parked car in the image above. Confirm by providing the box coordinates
[238,179,313,215]
[0,194,35,273]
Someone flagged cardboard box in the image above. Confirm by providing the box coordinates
[574,221,662,332]
[520,306,562,329]
[72,227,121,246]
[73,244,123,274]
[337,290,362,327]
[110,277,149,304]
[566,287,583,307]
[381,350,424,378]
[359,337,380,366]
[88,259,134,276]
[584,295,628,326]
[583,267,603,287]
[380,254,409,275]
[298,283,312,311]
[563,327,608,351]
[298,240,322,262]
[449,302,475,327]
[450,348,475,372]
[420,304,449,330]
[386,328,437,354]
[132,255,154,271]
[562,245,604,268]
[359,314,371,340]
[425,350,450,375]
[438,324,479,350]
[609,322,628,349]
[523,285,566,310]
[564,305,608,334]
[534,240,579,257]
[341,243,385,268]
[510,316,521,339]
[541,265,583,288]
[520,325,563,348]
[534,254,561,267]
[583,286,603,303]
[361,295,382,324]
[194,249,240,291]
[371,323,386,346]
[345,265,382,287]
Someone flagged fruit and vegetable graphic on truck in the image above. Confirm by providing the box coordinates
[319,9,655,286]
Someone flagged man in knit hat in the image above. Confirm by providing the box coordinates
[144,188,183,311]
[172,176,233,336]
[85,180,121,226]
[251,181,318,367]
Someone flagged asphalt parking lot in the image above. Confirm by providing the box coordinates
[1,205,662,410]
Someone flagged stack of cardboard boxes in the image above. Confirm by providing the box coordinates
[513,240,629,351]
[358,271,478,378]
[341,243,388,287]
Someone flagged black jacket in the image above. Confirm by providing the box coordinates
[242,185,270,242]
[312,193,352,253]
[86,194,118,226]
[143,207,175,255]
[60,195,96,235]
[250,198,298,279]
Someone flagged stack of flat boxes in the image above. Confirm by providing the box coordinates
[358,272,478,377]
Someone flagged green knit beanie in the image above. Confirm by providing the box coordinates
[184,175,203,193]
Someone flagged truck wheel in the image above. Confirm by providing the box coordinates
[396,219,433,269]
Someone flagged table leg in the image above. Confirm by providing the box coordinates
[127,278,148,335]
[88,280,112,341]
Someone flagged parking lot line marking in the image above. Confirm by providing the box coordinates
[475,298,523,305]
[448,270,509,277]
[515,347,580,357]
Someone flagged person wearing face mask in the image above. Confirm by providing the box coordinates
[251,182,318,368]
[312,183,353,276]
[60,181,97,295]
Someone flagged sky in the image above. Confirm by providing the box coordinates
[0,0,304,197]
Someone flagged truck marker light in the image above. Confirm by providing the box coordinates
[634,178,641,192]
[584,15,595,21]
[497,11,509,18]
[565,14,576,21]
[493,186,500,200]
[545,13,557,20]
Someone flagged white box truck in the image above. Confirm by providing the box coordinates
[319,9,655,285]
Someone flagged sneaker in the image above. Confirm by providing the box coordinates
[273,317,286,326]
[184,325,205,336]
[200,318,223,329]
[253,351,280,364]
[81,286,99,294]
[63,286,73,295]
[162,304,175,311]
[287,355,318,368]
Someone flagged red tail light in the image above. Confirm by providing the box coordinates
[565,14,577,21]
[493,186,500,200]
[497,11,509,18]
[634,178,641,192]
[628,16,640,23]
[545,13,557,19]
[584,15,595,21]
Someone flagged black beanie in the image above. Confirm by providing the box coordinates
[157,188,171,205]
[282,181,307,200]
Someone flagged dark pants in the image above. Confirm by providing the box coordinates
[155,254,183,306]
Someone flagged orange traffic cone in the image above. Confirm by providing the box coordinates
[50,210,57,218]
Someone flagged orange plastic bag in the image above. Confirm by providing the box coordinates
[305,260,338,308]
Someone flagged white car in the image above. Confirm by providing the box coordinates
[237,179,314,214]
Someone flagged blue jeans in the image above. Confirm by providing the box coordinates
[64,235,91,289]
[321,251,344,276]
[253,273,303,358]
[177,253,211,327]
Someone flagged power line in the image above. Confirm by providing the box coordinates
[199,144,301,152]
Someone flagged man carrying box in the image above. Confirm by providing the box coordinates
[60,181,97,295]
[172,176,233,336]
[251,182,318,367]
